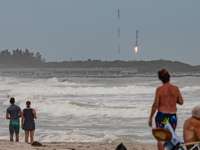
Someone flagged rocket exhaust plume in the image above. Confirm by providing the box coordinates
[135,46,138,53]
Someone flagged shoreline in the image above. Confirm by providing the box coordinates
[0,139,157,150]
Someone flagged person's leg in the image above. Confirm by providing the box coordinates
[158,141,164,150]
[155,112,165,150]
[25,130,29,142]
[10,134,13,141]
[16,134,19,142]
[30,130,35,143]
[14,122,20,142]
[9,122,14,141]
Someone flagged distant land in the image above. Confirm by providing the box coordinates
[39,59,200,74]
[1,59,200,78]
[0,49,200,77]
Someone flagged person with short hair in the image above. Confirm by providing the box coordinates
[148,69,184,150]
[6,97,22,142]
[183,105,200,150]
[21,101,37,143]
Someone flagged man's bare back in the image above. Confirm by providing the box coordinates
[148,69,184,150]
[184,117,200,143]
[149,69,183,128]
[156,82,183,114]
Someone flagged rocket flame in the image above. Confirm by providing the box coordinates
[135,46,138,53]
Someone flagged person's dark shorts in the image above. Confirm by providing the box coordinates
[9,121,20,135]
[155,111,177,130]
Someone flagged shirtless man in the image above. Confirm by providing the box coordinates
[183,106,200,150]
[148,69,184,150]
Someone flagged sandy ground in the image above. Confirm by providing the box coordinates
[0,139,157,150]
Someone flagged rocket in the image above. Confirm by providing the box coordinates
[134,30,139,52]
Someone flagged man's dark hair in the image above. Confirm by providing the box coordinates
[26,101,31,107]
[158,69,170,83]
[10,97,15,104]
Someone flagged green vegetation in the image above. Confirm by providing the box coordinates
[44,59,199,74]
[0,49,44,67]
[0,49,199,74]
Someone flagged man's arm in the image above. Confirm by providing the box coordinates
[195,128,200,141]
[19,110,22,118]
[149,88,160,127]
[177,88,183,105]
[21,111,24,129]
[6,113,10,119]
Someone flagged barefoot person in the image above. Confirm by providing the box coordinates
[183,105,200,150]
[6,97,22,142]
[21,101,37,143]
[148,69,184,150]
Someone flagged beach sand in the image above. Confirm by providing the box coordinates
[0,139,157,150]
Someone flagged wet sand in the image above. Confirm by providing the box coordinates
[0,139,157,150]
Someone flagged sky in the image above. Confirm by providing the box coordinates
[0,0,200,65]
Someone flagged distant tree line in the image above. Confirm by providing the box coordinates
[43,59,200,73]
[0,49,199,73]
[0,49,45,67]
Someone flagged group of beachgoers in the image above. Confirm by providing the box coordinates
[6,98,37,143]
[5,69,200,150]
[149,69,200,150]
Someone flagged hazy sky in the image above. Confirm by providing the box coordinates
[0,1,200,65]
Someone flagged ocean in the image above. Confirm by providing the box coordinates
[0,76,199,143]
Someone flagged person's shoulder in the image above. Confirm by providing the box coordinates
[16,105,21,108]
[156,85,163,90]
[14,105,21,110]
[6,105,11,111]
[156,84,167,91]
[7,105,13,109]
[168,83,179,90]
[185,117,192,123]
[190,117,200,127]
[156,86,164,94]
[169,83,178,87]
[7,105,11,109]
[184,117,199,127]
[184,117,193,127]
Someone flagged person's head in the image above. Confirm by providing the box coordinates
[10,97,15,104]
[26,101,31,108]
[158,69,170,83]
[192,105,200,119]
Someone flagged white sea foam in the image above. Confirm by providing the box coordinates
[1,76,156,96]
[181,86,200,92]
[0,76,199,143]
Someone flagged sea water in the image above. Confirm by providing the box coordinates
[0,76,199,143]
